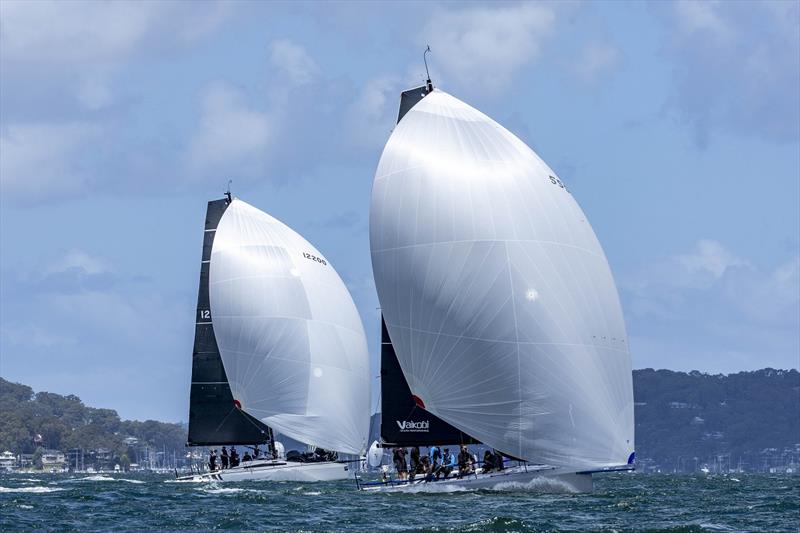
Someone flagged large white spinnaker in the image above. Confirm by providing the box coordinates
[370,89,634,470]
[210,199,370,456]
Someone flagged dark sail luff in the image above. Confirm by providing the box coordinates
[379,83,480,447]
[380,319,479,446]
[187,198,271,446]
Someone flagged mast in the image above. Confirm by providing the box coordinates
[187,196,272,446]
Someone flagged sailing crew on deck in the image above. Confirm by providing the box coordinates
[392,448,408,480]
[253,445,260,459]
[242,451,252,463]
[229,447,239,468]
[429,445,442,471]
[209,450,218,472]
[409,446,421,480]
[494,450,505,471]
[457,446,473,477]
[481,450,496,474]
[221,446,229,469]
[436,448,456,480]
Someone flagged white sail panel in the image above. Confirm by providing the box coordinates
[210,199,370,455]
[370,90,634,469]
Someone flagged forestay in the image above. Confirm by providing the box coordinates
[370,89,634,470]
[210,199,370,455]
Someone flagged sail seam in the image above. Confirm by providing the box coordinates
[504,242,523,457]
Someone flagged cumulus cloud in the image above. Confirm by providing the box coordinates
[0,0,232,66]
[571,41,622,83]
[623,240,799,372]
[422,3,556,92]
[269,39,320,86]
[184,81,271,179]
[0,122,103,203]
[662,0,800,145]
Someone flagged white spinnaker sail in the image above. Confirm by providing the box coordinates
[370,90,634,470]
[210,199,370,455]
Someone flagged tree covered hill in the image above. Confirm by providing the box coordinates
[2,368,798,472]
[0,377,185,461]
[633,368,799,471]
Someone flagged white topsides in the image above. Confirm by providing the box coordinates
[370,89,634,470]
[210,199,370,455]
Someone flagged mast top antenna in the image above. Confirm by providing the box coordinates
[424,45,433,92]
[225,180,233,203]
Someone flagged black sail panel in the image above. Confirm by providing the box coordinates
[380,318,479,447]
[187,198,271,446]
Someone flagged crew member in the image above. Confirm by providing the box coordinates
[221,446,229,470]
[209,449,217,472]
[436,448,456,480]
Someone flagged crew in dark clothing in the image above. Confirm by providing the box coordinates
[221,447,229,470]
[209,450,218,472]
[393,448,408,480]
[253,445,260,459]
[482,450,496,474]
[420,455,432,480]
[229,447,239,468]
[494,450,505,471]
[409,446,421,480]
[242,451,252,463]
[457,445,474,477]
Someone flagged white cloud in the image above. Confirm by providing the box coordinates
[0,0,232,67]
[673,0,730,39]
[185,82,271,177]
[0,122,102,202]
[673,239,746,282]
[269,39,320,86]
[572,41,622,82]
[46,249,109,276]
[422,3,556,92]
[344,75,402,149]
[623,240,799,372]
[663,0,800,144]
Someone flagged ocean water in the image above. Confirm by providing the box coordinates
[0,472,797,532]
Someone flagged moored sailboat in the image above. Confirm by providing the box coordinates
[361,68,634,492]
[179,194,370,482]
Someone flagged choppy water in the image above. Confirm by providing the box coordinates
[1,472,797,532]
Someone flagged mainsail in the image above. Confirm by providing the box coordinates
[188,198,272,446]
[209,198,370,456]
[370,88,635,470]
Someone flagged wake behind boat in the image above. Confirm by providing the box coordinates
[361,59,635,493]
[178,193,370,483]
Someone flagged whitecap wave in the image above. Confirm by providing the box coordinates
[0,486,65,494]
[63,475,144,484]
[490,476,579,493]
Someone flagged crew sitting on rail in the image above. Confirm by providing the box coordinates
[481,450,496,473]
[242,451,252,463]
[457,445,474,477]
[436,448,457,480]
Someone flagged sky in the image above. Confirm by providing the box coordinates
[1,1,798,422]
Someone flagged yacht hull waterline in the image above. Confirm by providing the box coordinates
[359,465,599,493]
[176,459,351,483]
